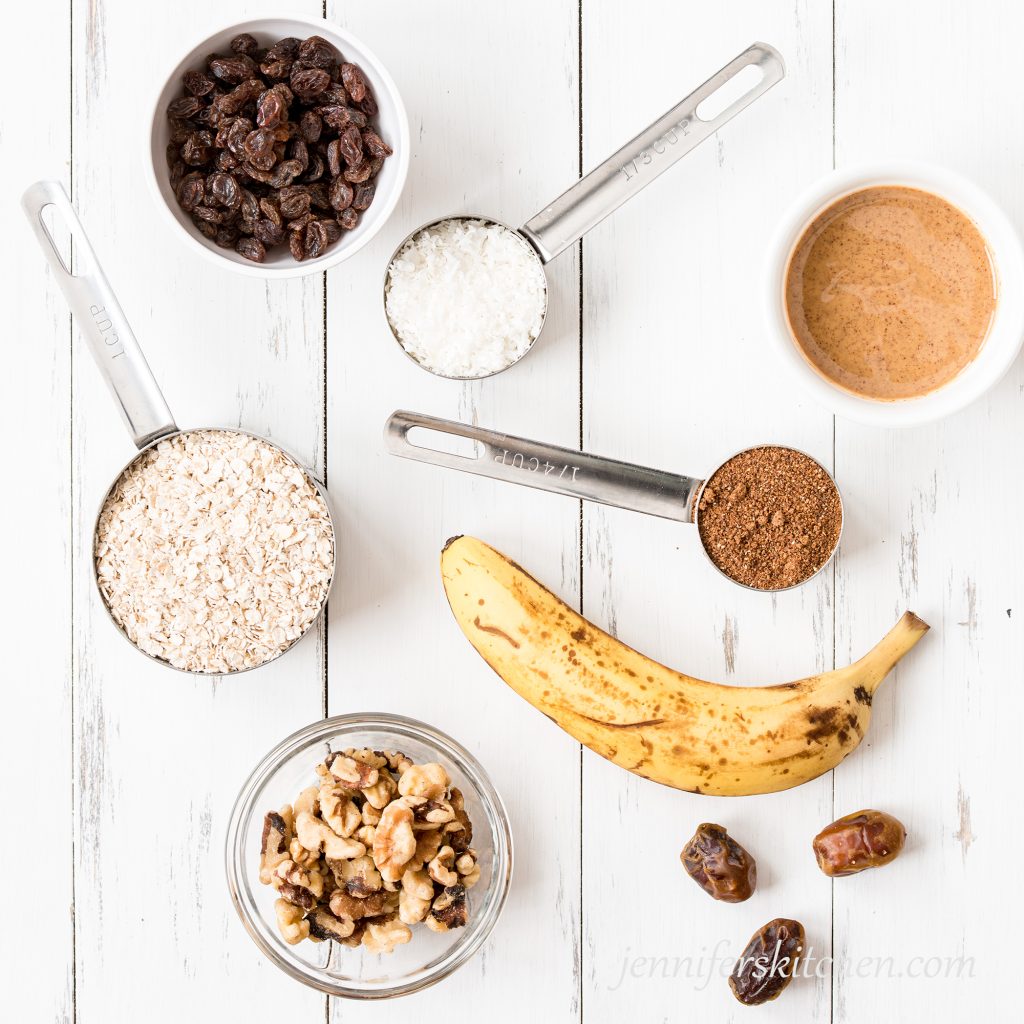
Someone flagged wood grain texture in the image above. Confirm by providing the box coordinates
[5,1,1020,1020]
[1,3,72,1022]
[67,1,325,1020]
[832,1,1023,1019]
[581,4,835,1020]
[324,2,581,1018]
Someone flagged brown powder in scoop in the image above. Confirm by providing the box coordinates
[696,446,842,591]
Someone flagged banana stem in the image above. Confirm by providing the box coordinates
[855,611,930,695]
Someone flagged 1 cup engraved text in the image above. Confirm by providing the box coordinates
[90,304,124,359]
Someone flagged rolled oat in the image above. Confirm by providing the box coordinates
[94,429,333,672]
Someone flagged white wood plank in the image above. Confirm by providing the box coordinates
[69,1,326,1019]
[0,2,73,1022]
[323,1,582,1019]
[581,3,835,1020]
[833,1,1023,1019]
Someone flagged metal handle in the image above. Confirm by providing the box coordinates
[385,411,703,523]
[21,180,177,449]
[519,42,785,262]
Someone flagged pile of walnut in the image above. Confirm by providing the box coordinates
[260,748,480,954]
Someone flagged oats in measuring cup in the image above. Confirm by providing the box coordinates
[94,429,334,673]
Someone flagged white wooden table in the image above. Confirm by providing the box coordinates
[4,1,1018,1020]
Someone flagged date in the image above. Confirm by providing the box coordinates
[680,822,756,903]
[812,809,906,877]
[729,918,805,1006]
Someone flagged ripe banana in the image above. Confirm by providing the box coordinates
[441,536,929,796]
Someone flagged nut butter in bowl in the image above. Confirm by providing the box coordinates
[764,162,1024,426]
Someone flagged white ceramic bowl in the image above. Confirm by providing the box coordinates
[764,162,1024,426]
[146,14,409,278]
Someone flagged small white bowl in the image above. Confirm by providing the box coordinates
[146,14,410,279]
[764,162,1024,426]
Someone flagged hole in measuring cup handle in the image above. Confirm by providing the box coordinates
[406,426,483,460]
[695,63,765,121]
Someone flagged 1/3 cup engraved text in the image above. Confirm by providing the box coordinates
[619,118,692,181]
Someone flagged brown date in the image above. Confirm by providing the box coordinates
[680,823,756,903]
[812,809,906,877]
[729,918,805,1006]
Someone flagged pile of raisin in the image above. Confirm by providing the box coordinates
[165,33,392,263]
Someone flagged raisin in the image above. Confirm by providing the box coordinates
[181,131,213,166]
[358,91,378,117]
[215,224,239,248]
[325,139,343,178]
[259,197,283,226]
[266,37,300,61]
[362,130,392,158]
[253,219,285,246]
[297,35,338,70]
[729,919,805,1006]
[338,124,363,166]
[208,55,257,84]
[351,183,375,211]
[167,96,202,119]
[256,89,288,129]
[300,110,322,143]
[165,33,391,262]
[278,186,311,220]
[291,67,330,98]
[260,58,291,81]
[193,215,218,240]
[302,154,325,183]
[182,69,215,96]
[328,177,354,211]
[236,236,267,263]
[270,159,303,188]
[208,172,241,210]
[343,160,372,184]
[340,63,367,102]
[230,33,260,57]
[176,173,205,212]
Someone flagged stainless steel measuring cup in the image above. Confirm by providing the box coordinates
[21,180,337,675]
[384,410,842,592]
[384,41,785,379]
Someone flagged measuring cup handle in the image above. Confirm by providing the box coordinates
[385,411,702,523]
[519,42,785,263]
[21,180,177,449]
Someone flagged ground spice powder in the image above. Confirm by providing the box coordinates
[696,446,842,591]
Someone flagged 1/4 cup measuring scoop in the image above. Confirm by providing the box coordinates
[384,42,785,379]
[22,181,337,674]
[384,410,842,592]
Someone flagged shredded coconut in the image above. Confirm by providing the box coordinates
[385,217,547,377]
[94,429,334,674]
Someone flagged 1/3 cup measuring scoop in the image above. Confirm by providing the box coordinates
[383,42,785,379]
[384,410,842,592]
[22,181,337,675]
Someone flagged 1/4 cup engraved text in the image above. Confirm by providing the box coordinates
[493,449,580,480]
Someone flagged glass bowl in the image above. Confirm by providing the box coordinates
[225,713,513,999]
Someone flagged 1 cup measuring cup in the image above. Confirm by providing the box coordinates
[384,411,842,592]
[21,180,337,675]
[384,42,785,379]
